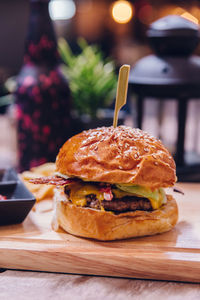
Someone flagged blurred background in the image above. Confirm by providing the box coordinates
[1,0,200,78]
[0,0,200,180]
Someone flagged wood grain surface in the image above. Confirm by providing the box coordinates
[0,183,200,283]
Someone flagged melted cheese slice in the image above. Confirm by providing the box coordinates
[69,183,104,207]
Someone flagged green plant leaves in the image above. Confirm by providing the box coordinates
[58,38,117,118]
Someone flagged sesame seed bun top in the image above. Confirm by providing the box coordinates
[56,126,176,189]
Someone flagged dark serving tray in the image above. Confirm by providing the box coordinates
[0,168,35,225]
[0,168,19,187]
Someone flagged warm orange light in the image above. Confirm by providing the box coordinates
[181,12,198,24]
[170,6,199,24]
[111,1,133,24]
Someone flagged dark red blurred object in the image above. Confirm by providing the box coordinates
[0,195,7,200]
[15,0,71,172]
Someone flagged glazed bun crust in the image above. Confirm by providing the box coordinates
[53,189,178,241]
[56,126,176,189]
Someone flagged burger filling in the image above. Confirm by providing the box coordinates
[64,180,166,213]
[30,175,167,214]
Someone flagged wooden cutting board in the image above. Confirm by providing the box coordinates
[0,183,200,283]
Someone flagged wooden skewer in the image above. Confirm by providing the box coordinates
[113,64,130,128]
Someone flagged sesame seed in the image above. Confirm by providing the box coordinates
[134,153,139,159]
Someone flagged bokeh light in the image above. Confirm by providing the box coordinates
[111,1,133,24]
[163,6,199,25]
[49,0,76,21]
[181,12,198,24]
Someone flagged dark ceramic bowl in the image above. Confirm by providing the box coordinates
[0,168,35,225]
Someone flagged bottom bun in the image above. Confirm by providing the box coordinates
[53,189,178,241]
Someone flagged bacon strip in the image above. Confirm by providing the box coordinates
[29,176,76,186]
[99,186,113,201]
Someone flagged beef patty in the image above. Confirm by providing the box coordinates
[86,194,152,213]
[65,186,152,213]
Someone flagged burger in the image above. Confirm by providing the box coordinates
[31,126,178,241]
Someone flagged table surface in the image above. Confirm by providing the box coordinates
[0,184,200,299]
[1,269,200,300]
